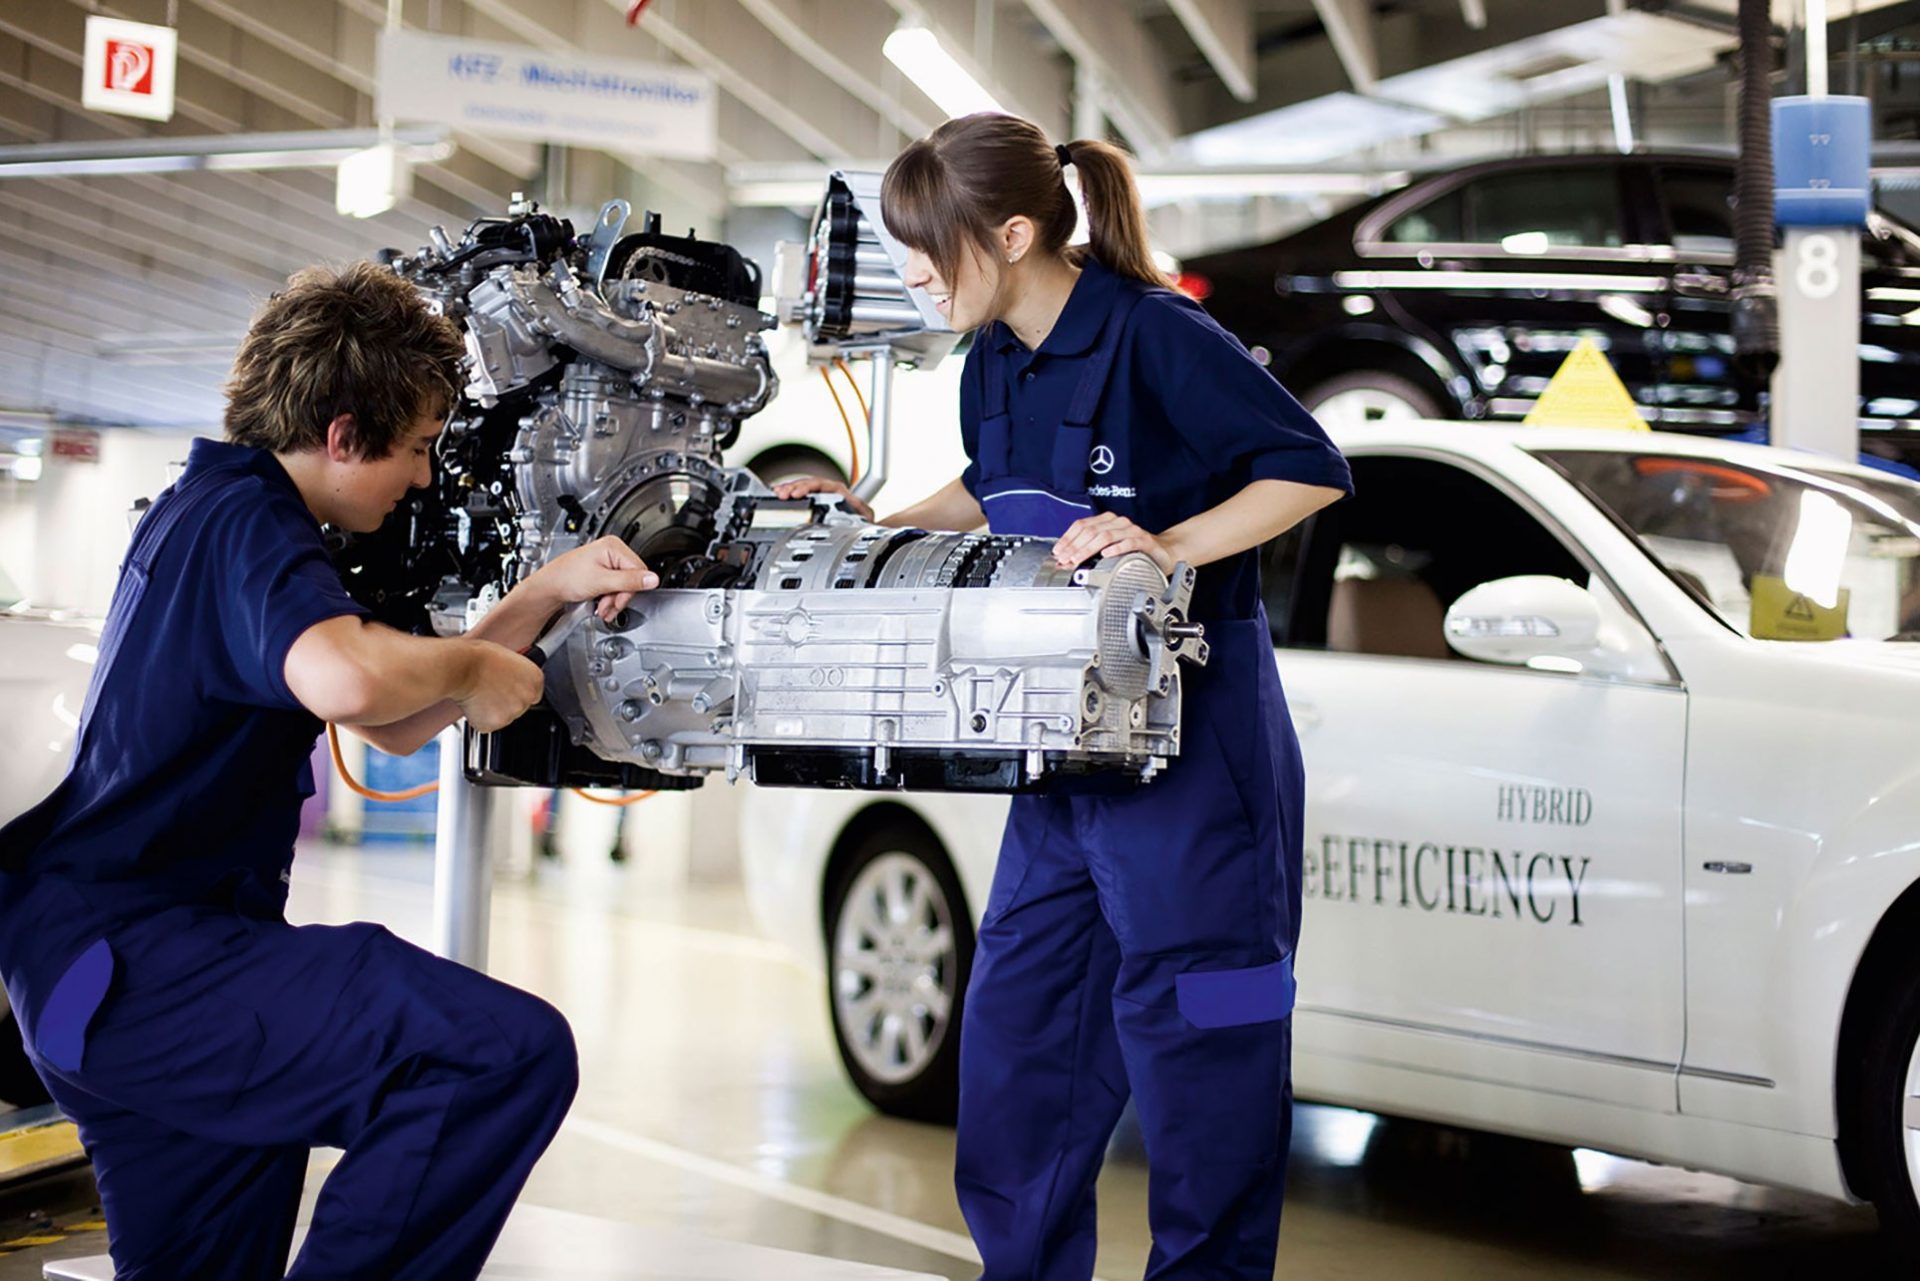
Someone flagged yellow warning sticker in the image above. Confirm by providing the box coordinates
[1751,575,1850,641]
[1523,337,1652,432]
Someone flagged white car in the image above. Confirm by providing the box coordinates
[740,422,1920,1251]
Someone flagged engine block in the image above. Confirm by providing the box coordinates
[339,194,1206,793]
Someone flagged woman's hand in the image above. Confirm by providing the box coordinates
[771,477,874,521]
[1052,513,1176,575]
[535,535,661,622]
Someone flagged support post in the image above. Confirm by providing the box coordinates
[432,725,492,969]
[1770,20,1870,464]
[851,346,896,505]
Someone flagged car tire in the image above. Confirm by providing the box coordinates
[1300,370,1445,427]
[0,1000,50,1108]
[1855,961,1920,1261]
[823,821,973,1124]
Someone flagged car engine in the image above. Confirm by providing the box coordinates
[334,179,1207,794]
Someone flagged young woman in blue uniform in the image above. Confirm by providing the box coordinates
[780,113,1352,1278]
[0,263,660,1280]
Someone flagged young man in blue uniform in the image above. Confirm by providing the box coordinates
[0,262,660,1279]
[782,114,1353,1278]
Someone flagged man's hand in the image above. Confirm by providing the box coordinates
[535,535,662,622]
[1052,513,1176,574]
[452,641,545,732]
[772,477,875,521]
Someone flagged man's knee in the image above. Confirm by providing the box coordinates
[496,989,578,1102]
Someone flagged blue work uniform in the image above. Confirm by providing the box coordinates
[952,258,1351,1280]
[0,439,577,1280]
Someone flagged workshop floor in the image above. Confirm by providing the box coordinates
[0,839,1901,1279]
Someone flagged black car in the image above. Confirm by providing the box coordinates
[1184,152,1920,465]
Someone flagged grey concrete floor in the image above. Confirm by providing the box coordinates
[0,837,1903,1279]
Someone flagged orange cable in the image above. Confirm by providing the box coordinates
[819,365,862,485]
[570,788,658,807]
[326,723,656,808]
[834,356,870,420]
[327,722,440,802]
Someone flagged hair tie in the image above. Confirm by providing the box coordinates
[1055,143,1074,170]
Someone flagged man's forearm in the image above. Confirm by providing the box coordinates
[286,617,492,728]
[339,575,565,754]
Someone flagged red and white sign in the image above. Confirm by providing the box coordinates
[49,429,101,464]
[82,17,176,123]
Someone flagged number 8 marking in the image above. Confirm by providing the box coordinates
[1796,233,1840,300]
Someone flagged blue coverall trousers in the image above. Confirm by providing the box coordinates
[28,905,577,1280]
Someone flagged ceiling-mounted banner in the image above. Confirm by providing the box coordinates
[376,30,717,161]
[82,16,178,123]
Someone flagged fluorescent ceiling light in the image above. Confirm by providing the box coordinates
[337,143,414,219]
[1182,94,1443,167]
[1378,13,1725,123]
[883,25,1002,119]
[8,455,42,482]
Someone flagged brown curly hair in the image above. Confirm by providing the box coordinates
[224,260,464,460]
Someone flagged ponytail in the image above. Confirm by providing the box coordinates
[881,113,1167,292]
[1058,139,1163,288]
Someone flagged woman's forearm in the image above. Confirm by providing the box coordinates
[1160,479,1346,569]
[881,476,986,531]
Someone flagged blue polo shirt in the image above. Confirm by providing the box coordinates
[959,258,1351,621]
[0,439,367,1015]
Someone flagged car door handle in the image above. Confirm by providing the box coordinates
[1674,270,1729,294]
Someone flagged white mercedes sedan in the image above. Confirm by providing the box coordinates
[739,423,1920,1252]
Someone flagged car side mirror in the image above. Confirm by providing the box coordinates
[1444,576,1601,669]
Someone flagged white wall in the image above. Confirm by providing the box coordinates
[14,428,210,615]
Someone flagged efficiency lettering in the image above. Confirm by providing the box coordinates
[1306,835,1591,927]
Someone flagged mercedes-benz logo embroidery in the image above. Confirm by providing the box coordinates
[1089,445,1116,475]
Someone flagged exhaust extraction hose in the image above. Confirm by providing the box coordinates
[1733,0,1780,382]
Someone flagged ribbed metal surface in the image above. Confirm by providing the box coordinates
[1093,557,1163,700]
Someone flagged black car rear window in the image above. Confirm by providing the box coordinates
[1657,167,1735,255]
[1383,168,1623,249]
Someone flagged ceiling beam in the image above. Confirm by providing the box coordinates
[0,343,219,425]
[1167,0,1256,103]
[1311,0,1380,93]
[735,0,942,143]
[884,1,1071,140]
[1014,0,1180,154]
[614,0,907,161]
[0,246,249,339]
[7,3,494,237]
[0,34,430,270]
[186,0,540,197]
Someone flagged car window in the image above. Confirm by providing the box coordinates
[1282,456,1588,658]
[1657,166,1736,257]
[1382,188,1464,244]
[1537,449,1920,642]
[1462,168,1624,250]
[1259,523,1308,645]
